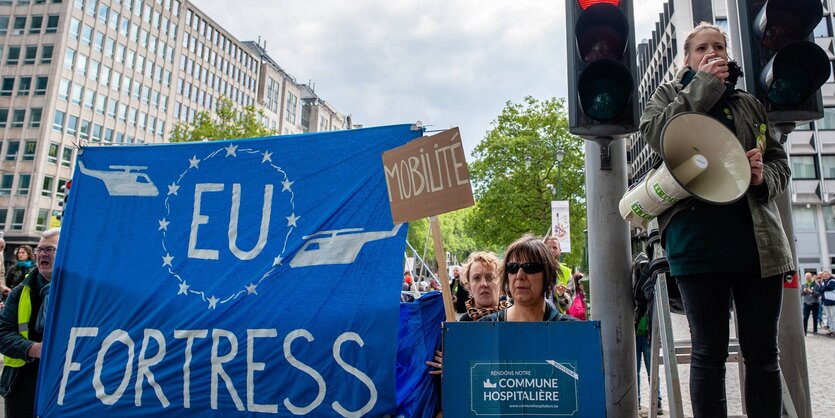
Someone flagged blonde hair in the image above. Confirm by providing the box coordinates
[461,251,500,288]
[683,22,730,60]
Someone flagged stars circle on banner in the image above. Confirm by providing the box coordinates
[160,145,297,309]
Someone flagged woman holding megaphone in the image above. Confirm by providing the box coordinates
[639,22,792,418]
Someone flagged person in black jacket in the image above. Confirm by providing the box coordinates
[0,228,59,418]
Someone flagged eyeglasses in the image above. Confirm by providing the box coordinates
[506,262,544,274]
[34,246,56,255]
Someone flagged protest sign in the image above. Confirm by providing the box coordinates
[381,127,474,224]
[37,124,422,417]
[551,200,571,253]
[443,321,605,417]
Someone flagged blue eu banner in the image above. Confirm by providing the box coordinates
[36,125,422,417]
[442,321,606,417]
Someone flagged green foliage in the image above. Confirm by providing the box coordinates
[169,97,275,142]
[406,208,478,269]
[466,96,587,268]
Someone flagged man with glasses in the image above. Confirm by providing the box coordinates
[0,227,59,418]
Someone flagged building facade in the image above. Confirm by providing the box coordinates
[0,0,351,249]
[628,0,835,274]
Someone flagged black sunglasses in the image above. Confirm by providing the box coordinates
[506,262,544,274]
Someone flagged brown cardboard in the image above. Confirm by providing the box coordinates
[382,127,474,223]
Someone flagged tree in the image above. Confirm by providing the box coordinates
[170,97,275,142]
[405,208,478,272]
[467,96,587,268]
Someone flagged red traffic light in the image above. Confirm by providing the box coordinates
[575,3,629,62]
[578,0,620,10]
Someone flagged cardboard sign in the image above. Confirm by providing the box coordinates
[443,321,605,417]
[382,128,474,223]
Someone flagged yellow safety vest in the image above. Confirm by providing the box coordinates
[4,285,32,367]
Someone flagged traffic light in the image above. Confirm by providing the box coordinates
[566,0,639,138]
[739,0,831,124]
[56,180,71,222]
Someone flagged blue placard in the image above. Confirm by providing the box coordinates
[36,125,422,417]
[442,321,605,417]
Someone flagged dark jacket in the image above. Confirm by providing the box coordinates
[478,303,578,322]
[4,262,35,290]
[822,278,835,306]
[639,67,793,278]
[0,270,48,397]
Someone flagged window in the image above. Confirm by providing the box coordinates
[13,16,25,35]
[76,53,88,75]
[29,108,41,128]
[29,15,42,34]
[99,65,110,87]
[0,175,13,195]
[62,146,73,167]
[1,78,13,96]
[104,127,113,143]
[11,109,25,128]
[41,175,53,197]
[69,17,80,39]
[11,209,24,231]
[40,45,53,64]
[5,141,18,161]
[822,156,835,179]
[107,99,116,117]
[7,46,20,65]
[71,84,83,105]
[34,77,47,96]
[94,31,104,52]
[35,209,48,232]
[0,16,8,35]
[285,93,298,124]
[57,179,67,198]
[92,123,101,141]
[64,48,75,70]
[81,24,93,46]
[83,90,94,110]
[88,60,99,81]
[23,46,36,65]
[791,156,817,179]
[17,77,30,95]
[22,141,34,160]
[52,110,65,132]
[95,94,105,114]
[45,15,59,33]
[0,208,7,230]
[79,119,89,140]
[66,114,78,135]
[58,79,70,100]
[47,142,58,164]
[16,174,30,195]
[0,108,7,128]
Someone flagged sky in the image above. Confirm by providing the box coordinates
[192,0,667,157]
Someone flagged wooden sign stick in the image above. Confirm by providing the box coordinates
[430,216,456,322]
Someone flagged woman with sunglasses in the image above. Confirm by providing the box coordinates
[480,234,577,322]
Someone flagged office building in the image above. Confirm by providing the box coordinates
[0,0,351,248]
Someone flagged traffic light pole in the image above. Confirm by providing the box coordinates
[773,129,812,418]
[585,138,637,417]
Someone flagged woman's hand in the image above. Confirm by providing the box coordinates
[698,53,728,82]
[426,350,443,376]
[747,149,764,186]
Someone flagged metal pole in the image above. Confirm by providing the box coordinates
[775,180,812,418]
[585,138,637,417]
[556,160,563,200]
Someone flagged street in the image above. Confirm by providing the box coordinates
[639,313,835,417]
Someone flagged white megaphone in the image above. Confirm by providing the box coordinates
[619,112,751,230]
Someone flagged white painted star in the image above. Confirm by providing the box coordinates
[162,253,174,267]
[188,155,200,169]
[281,179,294,192]
[261,151,272,163]
[168,183,180,196]
[286,213,300,227]
[158,218,170,231]
[273,255,283,266]
[224,144,238,157]
[246,283,258,294]
[207,295,219,309]
[178,282,190,295]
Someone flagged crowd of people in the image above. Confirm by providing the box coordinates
[801,271,835,336]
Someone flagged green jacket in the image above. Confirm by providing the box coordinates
[639,68,793,278]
